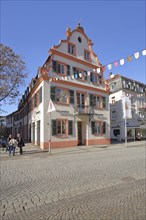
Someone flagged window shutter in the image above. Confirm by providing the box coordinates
[84,71,87,80]
[66,65,70,76]
[33,94,36,108]
[73,67,76,74]
[51,87,56,101]
[52,120,56,135]
[57,63,61,73]
[69,90,74,104]
[102,97,106,108]
[89,94,94,106]
[90,73,93,82]
[68,120,73,135]
[103,122,106,134]
[91,121,95,134]
[39,87,42,103]
[52,60,57,72]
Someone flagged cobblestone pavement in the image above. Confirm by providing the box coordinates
[0,144,146,220]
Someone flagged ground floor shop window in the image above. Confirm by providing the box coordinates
[127,129,132,137]
[113,129,120,137]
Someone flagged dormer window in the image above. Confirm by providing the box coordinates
[68,43,76,55]
[84,50,90,61]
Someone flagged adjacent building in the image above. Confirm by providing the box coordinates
[6,24,110,149]
[108,74,146,142]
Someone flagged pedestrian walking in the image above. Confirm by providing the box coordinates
[6,134,12,154]
[9,137,18,156]
[17,134,25,155]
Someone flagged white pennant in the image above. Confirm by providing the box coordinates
[142,49,146,56]
[134,52,139,59]
[79,73,82,78]
[120,59,124,65]
[107,64,112,70]
[97,68,100,73]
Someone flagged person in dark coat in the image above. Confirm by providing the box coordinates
[6,134,12,154]
[17,134,25,155]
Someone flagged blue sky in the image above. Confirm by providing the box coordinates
[1,0,146,115]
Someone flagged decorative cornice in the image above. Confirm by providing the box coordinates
[49,48,101,69]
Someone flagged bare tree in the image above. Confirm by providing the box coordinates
[0,44,27,105]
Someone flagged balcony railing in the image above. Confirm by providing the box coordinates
[74,105,95,115]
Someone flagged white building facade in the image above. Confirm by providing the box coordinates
[6,24,110,149]
[108,74,146,142]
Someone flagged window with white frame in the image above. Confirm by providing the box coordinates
[94,96,100,108]
[90,73,98,83]
[102,97,106,108]
[57,120,66,135]
[111,96,115,104]
[84,50,90,61]
[111,110,117,120]
[52,120,73,136]
[52,60,66,75]
[110,83,116,91]
[68,43,75,55]
[51,87,68,103]
[73,67,87,80]
[91,121,102,134]
[56,88,68,103]
[131,110,135,119]
[89,94,101,108]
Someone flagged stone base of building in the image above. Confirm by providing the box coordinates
[40,138,110,150]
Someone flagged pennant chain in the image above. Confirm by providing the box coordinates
[102,49,146,72]
[48,49,146,82]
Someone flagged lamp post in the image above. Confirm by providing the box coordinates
[124,113,127,147]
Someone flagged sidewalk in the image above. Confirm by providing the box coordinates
[1,140,145,157]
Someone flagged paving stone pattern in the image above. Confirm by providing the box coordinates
[0,145,146,220]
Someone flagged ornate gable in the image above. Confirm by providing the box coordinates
[49,23,101,67]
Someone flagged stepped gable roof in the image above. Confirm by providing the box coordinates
[51,23,93,48]
[50,24,98,53]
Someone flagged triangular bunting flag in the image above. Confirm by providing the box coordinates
[127,56,132,62]
[114,61,118,67]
